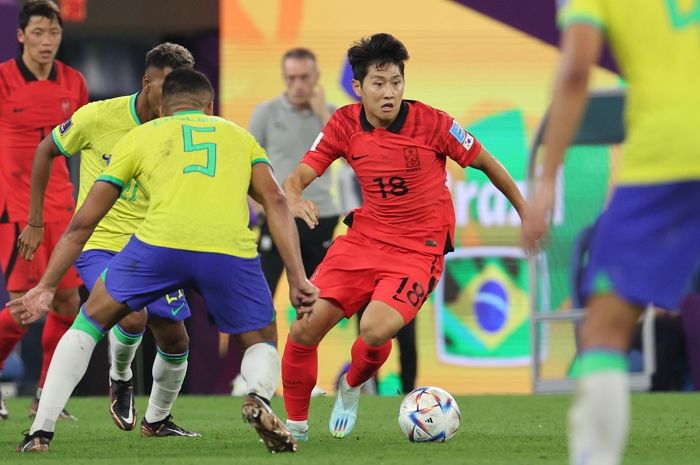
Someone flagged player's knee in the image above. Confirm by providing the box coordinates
[289,321,323,346]
[580,313,635,351]
[359,325,393,346]
[119,310,148,334]
[157,334,189,355]
[52,289,81,316]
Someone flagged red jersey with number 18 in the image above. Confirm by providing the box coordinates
[0,57,88,223]
[302,100,481,255]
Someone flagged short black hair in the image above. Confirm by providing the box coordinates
[282,47,316,64]
[162,68,214,108]
[145,42,195,71]
[347,33,409,83]
[19,0,62,30]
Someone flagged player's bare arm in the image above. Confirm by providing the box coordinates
[470,146,527,217]
[283,162,321,229]
[250,162,319,314]
[522,24,603,252]
[17,135,64,260]
[9,182,120,324]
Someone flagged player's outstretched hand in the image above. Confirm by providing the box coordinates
[290,199,320,229]
[521,179,554,255]
[289,279,319,320]
[17,224,44,260]
[7,285,55,325]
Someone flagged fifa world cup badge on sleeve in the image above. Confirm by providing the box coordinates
[59,118,73,135]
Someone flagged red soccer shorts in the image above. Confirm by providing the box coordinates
[311,229,444,323]
[0,219,82,292]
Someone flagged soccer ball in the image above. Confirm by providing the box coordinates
[398,386,460,442]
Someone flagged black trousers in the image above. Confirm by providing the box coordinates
[258,216,339,293]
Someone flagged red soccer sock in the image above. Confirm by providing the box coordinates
[281,335,318,421]
[38,311,77,387]
[0,307,27,371]
[346,337,392,388]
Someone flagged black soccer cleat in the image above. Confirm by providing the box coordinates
[17,430,53,453]
[140,415,201,437]
[109,378,136,431]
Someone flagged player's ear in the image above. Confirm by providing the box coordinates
[17,28,25,45]
[352,79,362,98]
[205,101,214,116]
[142,73,150,92]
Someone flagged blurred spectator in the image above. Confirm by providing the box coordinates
[249,48,339,295]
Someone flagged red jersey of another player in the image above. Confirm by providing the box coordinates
[302,100,481,255]
[0,57,88,223]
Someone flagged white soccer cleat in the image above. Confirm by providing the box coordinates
[328,374,361,438]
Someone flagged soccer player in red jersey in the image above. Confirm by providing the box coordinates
[281,33,527,440]
[0,0,87,420]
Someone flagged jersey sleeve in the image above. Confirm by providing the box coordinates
[434,112,482,168]
[300,115,344,176]
[50,102,94,158]
[96,130,139,190]
[249,134,271,166]
[557,0,606,31]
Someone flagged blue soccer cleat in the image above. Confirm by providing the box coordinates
[328,374,361,438]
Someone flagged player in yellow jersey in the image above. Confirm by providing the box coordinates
[16,43,199,437]
[12,68,317,454]
[522,1,700,464]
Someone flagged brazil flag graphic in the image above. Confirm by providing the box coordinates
[434,249,531,366]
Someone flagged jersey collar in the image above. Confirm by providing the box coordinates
[173,110,205,115]
[359,100,409,134]
[129,92,142,125]
[15,56,57,82]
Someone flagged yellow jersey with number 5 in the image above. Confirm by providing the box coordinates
[558,0,700,184]
[98,110,270,258]
[51,93,144,252]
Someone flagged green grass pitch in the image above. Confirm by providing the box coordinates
[0,394,698,464]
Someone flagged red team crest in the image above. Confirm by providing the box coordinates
[403,147,421,172]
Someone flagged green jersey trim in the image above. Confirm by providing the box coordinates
[96,174,125,188]
[173,110,205,116]
[129,92,142,125]
[252,158,271,166]
[559,14,605,31]
[52,130,72,157]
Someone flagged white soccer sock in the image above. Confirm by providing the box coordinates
[109,325,143,382]
[30,328,99,434]
[286,419,308,431]
[144,349,188,424]
[241,342,280,401]
[569,352,629,465]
